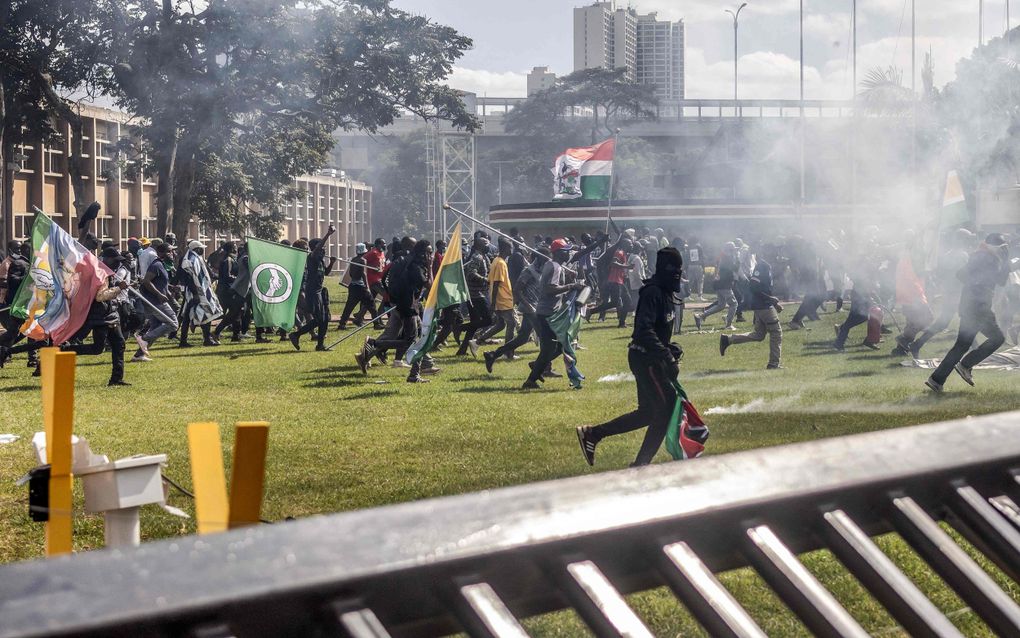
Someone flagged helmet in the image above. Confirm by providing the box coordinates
[549,238,571,253]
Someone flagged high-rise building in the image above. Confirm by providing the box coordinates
[573,2,684,99]
[636,12,685,100]
[526,66,557,96]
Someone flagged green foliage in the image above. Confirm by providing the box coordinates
[360,131,430,240]
[101,0,477,239]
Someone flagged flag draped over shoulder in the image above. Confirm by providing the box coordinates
[180,249,223,325]
[552,138,615,200]
[941,170,969,228]
[10,213,112,345]
[246,237,307,331]
[665,380,709,461]
[405,222,468,364]
[548,288,585,389]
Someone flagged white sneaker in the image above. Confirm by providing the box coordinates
[467,339,479,358]
[135,334,150,355]
[131,353,152,363]
[392,359,411,368]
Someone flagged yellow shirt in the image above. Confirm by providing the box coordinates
[488,256,514,311]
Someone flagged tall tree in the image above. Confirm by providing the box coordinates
[0,0,109,245]
[104,0,477,240]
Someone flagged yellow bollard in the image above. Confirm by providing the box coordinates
[228,422,269,529]
[187,423,229,534]
[41,348,75,556]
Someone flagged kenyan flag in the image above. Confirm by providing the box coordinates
[552,138,615,201]
[665,380,709,461]
[405,222,468,364]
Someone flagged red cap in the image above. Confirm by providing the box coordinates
[549,238,570,253]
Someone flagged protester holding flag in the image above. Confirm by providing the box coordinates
[359,239,438,382]
[523,239,585,389]
[456,235,492,357]
[58,247,131,386]
[576,248,701,466]
[289,226,336,351]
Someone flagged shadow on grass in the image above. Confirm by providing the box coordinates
[833,370,878,378]
[0,384,38,393]
[459,385,559,394]
[686,368,747,378]
[154,346,277,360]
[345,389,400,400]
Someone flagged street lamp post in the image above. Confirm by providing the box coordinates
[725,3,749,109]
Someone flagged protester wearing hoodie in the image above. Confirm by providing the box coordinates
[575,247,686,466]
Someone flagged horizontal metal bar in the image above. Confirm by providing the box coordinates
[822,509,962,638]
[891,496,1020,636]
[3,412,1020,637]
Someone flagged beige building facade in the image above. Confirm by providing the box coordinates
[6,104,372,260]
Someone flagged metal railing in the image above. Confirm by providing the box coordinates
[3,412,1020,637]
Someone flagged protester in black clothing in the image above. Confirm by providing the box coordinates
[213,245,257,343]
[358,239,435,382]
[911,229,974,357]
[60,247,131,386]
[289,225,337,351]
[926,234,1012,393]
[177,241,219,347]
[484,248,547,372]
[216,242,238,313]
[339,243,376,329]
[457,236,493,356]
[576,248,685,466]
[523,239,585,389]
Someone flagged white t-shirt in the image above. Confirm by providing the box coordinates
[627,254,645,290]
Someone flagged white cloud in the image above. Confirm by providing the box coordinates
[685,47,844,99]
[447,67,527,97]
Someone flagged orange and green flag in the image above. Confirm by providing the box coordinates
[405,223,468,364]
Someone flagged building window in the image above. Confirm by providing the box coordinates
[44,149,64,174]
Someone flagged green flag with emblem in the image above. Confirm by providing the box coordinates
[246,237,307,331]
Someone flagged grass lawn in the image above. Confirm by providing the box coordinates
[1,282,1018,636]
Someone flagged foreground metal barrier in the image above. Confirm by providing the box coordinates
[3,412,1020,637]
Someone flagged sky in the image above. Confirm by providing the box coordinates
[391,0,1012,99]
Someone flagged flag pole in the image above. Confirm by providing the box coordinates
[323,307,394,351]
[605,129,620,235]
[443,204,579,276]
[329,255,382,272]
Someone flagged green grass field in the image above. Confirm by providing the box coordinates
[1,283,1018,635]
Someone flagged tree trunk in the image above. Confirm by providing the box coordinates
[0,71,9,248]
[171,152,196,241]
[154,130,178,237]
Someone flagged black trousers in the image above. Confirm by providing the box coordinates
[0,311,25,349]
[458,297,492,351]
[912,294,959,353]
[213,291,245,339]
[526,314,561,383]
[593,282,628,326]
[834,291,869,347]
[339,285,375,328]
[293,288,330,348]
[64,323,126,383]
[792,293,824,323]
[931,302,1005,384]
[492,312,536,359]
[590,349,677,466]
[434,306,463,347]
